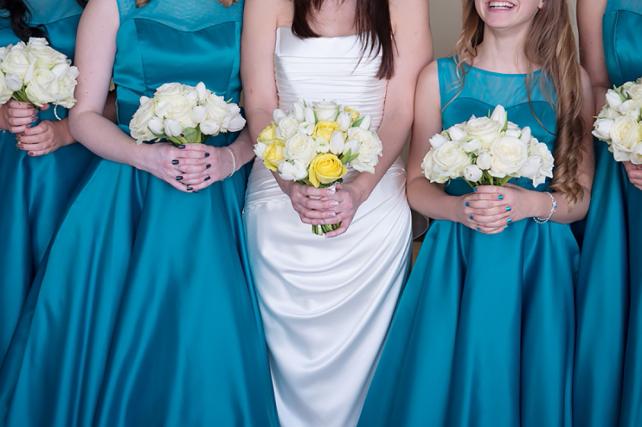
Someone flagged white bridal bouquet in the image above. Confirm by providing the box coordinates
[422,105,554,187]
[592,78,642,164]
[254,99,383,235]
[0,37,79,110]
[129,82,246,145]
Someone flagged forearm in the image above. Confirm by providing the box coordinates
[69,110,145,168]
[227,128,255,170]
[532,189,591,224]
[0,105,7,130]
[593,85,608,113]
[407,177,460,221]
[53,118,76,146]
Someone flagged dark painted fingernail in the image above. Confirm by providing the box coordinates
[204,176,211,181]
[204,152,210,158]
[176,176,183,181]
[206,164,212,169]
[469,214,474,220]
[505,206,512,212]
[507,218,513,224]
[498,194,504,200]
[172,159,179,165]
[476,227,481,231]
[464,201,470,207]
[187,186,193,191]
[177,144,186,149]
[473,187,478,192]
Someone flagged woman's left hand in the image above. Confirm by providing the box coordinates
[17,119,73,156]
[322,183,365,238]
[173,144,235,192]
[624,162,642,191]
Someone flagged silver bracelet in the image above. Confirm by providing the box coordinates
[533,192,558,224]
[223,146,236,179]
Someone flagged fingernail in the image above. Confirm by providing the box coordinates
[505,206,512,212]
[176,176,183,181]
[204,152,210,158]
[177,144,186,149]
[498,194,504,200]
[172,160,179,165]
[331,201,339,207]
[464,201,470,207]
[476,227,481,231]
[187,186,193,191]
[204,176,211,181]
[206,164,211,169]
[469,214,474,220]
[507,218,513,224]
[473,187,478,192]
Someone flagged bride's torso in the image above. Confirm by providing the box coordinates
[246,27,404,205]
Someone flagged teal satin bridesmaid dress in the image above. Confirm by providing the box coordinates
[601,1,642,425]
[0,1,278,426]
[358,58,577,427]
[0,1,94,366]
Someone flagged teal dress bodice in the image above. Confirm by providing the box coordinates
[574,2,642,426]
[0,1,278,426]
[0,0,94,367]
[358,58,577,427]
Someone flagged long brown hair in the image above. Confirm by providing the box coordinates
[0,0,88,41]
[135,0,236,7]
[455,0,585,202]
[292,0,395,79]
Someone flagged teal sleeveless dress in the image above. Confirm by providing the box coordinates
[0,1,94,366]
[602,1,642,425]
[0,1,278,426]
[358,58,577,427]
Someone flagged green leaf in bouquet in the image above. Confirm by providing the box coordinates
[352,116,365,128]
[182,127,203,144]
[340,150,359,165]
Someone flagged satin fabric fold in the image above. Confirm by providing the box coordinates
[0,1,278,426]
[358,58,576,427]
[244,27,412,427]
[0,4,94,366]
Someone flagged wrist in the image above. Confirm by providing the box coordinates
[130,142,151,171]
[529,191,554,218]
[54,120,75,146]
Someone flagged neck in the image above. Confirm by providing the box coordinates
[473,24,533,74]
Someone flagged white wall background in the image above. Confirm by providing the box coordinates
[429,0,578,57]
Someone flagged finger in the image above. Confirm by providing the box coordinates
[473,185,503,194]
[302,185,336,198]
[17,133,48,145]
[479,226,506,235]
[466,199,506,209]
[173,149,211,161]
[25,147,55,157]
[21,124,49,136]
[324,217,352,238]
[465,192,507,202]
[177,172,210,186]
[18,142,53,153]
[297,208,338,221]
[8,116,35,127]
[175,164,209,174]
[39,104,50,111]
[8,100,34,110]
[7,107,36,118]
[170,158,212,168]
[469,205,512,217]
[299,197,339,211]
[164,175,192,193]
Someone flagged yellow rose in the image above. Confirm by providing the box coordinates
[263,140,285,171]
[308,153,347,188]
[343,106,361,122]
[313,121,339,142]
[258,123,277,143]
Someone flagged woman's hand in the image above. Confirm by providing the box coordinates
[136,142,212,192]
[624,161,642,191]
[278,179,339,226]
[17,119,74,156]
[323,183,366,238]
[3,100,37,134]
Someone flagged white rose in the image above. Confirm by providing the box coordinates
[163,119,183,137]
[610,116,641,152]
[593,118,614,141]
[195,82,209,102]
[490,105,508,128]
[422,150,449,184]
[0,73,12,104]
[25,68,56,105]
[200,120,221,135]
[630,143,642,165]
[148,116,164,135]
[606,89,624,109]
[464,164,483,182]
[304,107,316,124]
[617,99,641,117]
[330,131,346,155]
[285,133,317,164]
[279,161,308,181]
[154,83,197,129]
[292,101,305,122]
[466,117,502,146]
[273,108,287,123]
[447,125,468,141]
[337,112,352,131]
[226,114,246,132]
[298,121,314,136]
[191,105,207,123]
[476,152,492,170]
[626,83,642,101]
[431,142,471,179]
[277,116,300,139]
[347,127,383,173]
[489,136,528,178]
[428,133,448,149]
[359,115,372,130]
[129,100,157,142]
[26,38,66,70]
[527,141,555,186]
[316,137,330,153]
[313,101,340,121]
[1,43,29,81]
[463,139,481,154]
[254,141,268,158]
[520,126,532,144]
[5,73,22,92]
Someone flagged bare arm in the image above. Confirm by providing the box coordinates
[577,0,609,112]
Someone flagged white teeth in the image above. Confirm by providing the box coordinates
[489,1,514,9]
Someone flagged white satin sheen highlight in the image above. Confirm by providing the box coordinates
[244,28,412,427]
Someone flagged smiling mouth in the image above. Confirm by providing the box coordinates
[488,1,516,10]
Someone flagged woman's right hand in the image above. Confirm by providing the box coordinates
[277,179,340,225]
[2,100,38,134]
[137,142,213,193]
[452,190,510,235]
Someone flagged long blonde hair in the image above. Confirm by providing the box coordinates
[455,0,585,202]
[135,0,236,7]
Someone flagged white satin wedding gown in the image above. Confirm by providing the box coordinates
[244,27,412,427]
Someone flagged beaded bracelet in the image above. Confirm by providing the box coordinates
[533,192,558,224]
[223,146,236,179]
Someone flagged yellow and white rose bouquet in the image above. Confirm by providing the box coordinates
[0,37,79,112]
[255,99,383,235]
[592,78,642,164]
[423,105,554,187]
[129,82,246,145]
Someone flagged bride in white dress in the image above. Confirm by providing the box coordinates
[241,1,431,426]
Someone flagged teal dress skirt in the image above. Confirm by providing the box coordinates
[0,1,278,426]
[0,1,95,366]
[358,58,577,427]
[574,1,642,425]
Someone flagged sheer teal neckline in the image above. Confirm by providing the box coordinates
[463,62,543,78]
